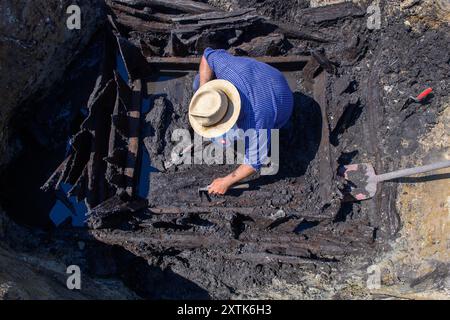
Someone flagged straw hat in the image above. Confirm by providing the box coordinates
[189,79,241,138]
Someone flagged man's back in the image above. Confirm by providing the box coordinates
[203,48,293,131]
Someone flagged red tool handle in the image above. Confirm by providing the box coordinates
[416,87,433,101]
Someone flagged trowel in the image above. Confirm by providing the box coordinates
[198,183,250,201]
[340,160,450,201]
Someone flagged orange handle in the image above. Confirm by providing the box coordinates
[416,88,433,101]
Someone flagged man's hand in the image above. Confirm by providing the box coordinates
[208,164,256,195]
[208,177,233,195]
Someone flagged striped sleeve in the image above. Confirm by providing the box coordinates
[243,129,271,172]
[203,47,224,73]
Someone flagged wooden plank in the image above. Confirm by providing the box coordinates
[295,2,366,25]
[149,206,256,215]
[146,55,310,70]
[115,13,172,33]
[313,71,335,207]
[171,14,262,34]
[41,155,73,192]
[148,206,330,221]
[125,79,142,196]
[226,252,335,265]
[110,1,178,22]
[266,20,330,43]
[91,228,354,259]
[109,1,153,20]
[112,0,218,14]
[171,8,257,24]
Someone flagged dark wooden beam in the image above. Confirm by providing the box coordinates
[125,79,142,197]
[112,0,219,14]
[314,71,336,209]
[146,55,311,71]
[171,8,257,24]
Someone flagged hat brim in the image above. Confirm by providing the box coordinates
[189,80,241,139]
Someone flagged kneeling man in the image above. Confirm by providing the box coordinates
[189,48,293,195]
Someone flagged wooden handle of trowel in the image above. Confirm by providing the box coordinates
[376,160,450,182]
[229,183,250,190]
[199,183,250,192]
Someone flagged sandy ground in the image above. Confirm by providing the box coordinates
[370,105,450,300]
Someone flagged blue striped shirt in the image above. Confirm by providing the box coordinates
[195,48,293,171]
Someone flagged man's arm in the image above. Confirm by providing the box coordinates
[199,55,214,87]
[208,164,256,195]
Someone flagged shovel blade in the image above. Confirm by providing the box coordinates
[341,163,378,201]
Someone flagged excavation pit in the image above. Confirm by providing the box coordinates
[0,0,448,300]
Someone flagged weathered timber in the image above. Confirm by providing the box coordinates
[171,8,257,24]
[68,166,89,202]
[44,53,147,208]
[147,162,336,220]
[302,58,322,92]
[266,20,330,43]
[363,53,401,237]
[147,206,330,221]
[295,2,366,25]
[114,13,172,33]
[105,72,129,192]
[171,14,262,34]
[112,0,218,14]
[109,0,183,23]
[314,71,338,213]
[82,79,118,208]
[64,131,92,186]
[311,49,337,75]
[225,252,335,265]
[149,206,257,215]
[91,226,366,260]
[109,1,153,20]
[116,35,152,81]
[87,194,148,229]
[146,55,310,71]
[41,155,73,192]
[234,33,286,57]
[167,13,264,56]
[124,79,142,197]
